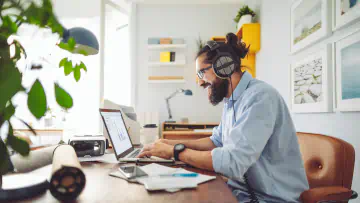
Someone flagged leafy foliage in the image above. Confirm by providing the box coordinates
[233,5,256,23]
[196,35,206,53]
[0,0,90,175]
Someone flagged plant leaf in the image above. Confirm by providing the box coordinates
[58,42,70,51]
[27,79,47,119]
[18,118,37,136]
[59,58,67,68]
[79,62,87,72]
[55,83,73,109]
[64,59,73,76]
[73,66,81,82]
[3,103,15,121]
[2,16,18,35]
[0,139,11,175]
[67,37,76,50]
[0,62,22,112]
[7,125,30,156]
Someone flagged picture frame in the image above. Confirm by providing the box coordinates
[335,29,360,112]
[290,0,331,54]
[333,0,360,30]
[291,44,333,113]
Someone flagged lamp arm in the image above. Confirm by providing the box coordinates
[166,99,172,120]
[166,91,180,100]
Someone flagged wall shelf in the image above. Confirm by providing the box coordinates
[149,61,186,67]
[148,44,187,50]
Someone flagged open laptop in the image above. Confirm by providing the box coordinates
[99,108,174,163]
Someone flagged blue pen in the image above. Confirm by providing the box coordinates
[159,173,198,177]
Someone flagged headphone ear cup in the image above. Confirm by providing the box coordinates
[212,54,236,78]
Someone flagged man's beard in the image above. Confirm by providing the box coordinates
[208,78,229,106]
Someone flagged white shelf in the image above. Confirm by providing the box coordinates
[148,44,187,50]
[148,80,185,84]
[148,61,186,67]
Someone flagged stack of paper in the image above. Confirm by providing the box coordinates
[109,163,216,192]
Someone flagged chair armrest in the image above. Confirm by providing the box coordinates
[300,186,353,203]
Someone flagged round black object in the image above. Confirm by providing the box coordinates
[49,166,86,201]
[0,180,49,201]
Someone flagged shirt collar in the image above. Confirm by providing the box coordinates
[226,71,252,102]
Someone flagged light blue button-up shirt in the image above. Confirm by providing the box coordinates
[210,72,309,202]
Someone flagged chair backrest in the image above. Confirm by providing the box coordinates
[297,132,355,189]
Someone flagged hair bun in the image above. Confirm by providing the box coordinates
[225,33,249,59]
[225,33,238,46]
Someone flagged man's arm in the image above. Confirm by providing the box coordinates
[161,137,217,151]
[178,149,214,171]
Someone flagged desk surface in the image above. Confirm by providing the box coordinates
[23,162,237,203]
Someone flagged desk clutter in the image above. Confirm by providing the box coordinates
[2,145,86,202]
[109,163,216,192]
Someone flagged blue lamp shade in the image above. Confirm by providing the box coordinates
[62,27,99,55]
[184,90,193,96]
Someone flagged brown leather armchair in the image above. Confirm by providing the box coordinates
[297,132,358,203]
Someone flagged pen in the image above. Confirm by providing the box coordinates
[159,173,198,177]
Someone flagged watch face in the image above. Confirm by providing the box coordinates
[175,144,185,151]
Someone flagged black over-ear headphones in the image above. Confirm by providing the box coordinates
[205,41,240,79]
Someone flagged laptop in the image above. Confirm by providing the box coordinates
[99,108,174,163]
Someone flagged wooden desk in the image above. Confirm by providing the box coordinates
[21,162,237,203]
[162,122,219,140]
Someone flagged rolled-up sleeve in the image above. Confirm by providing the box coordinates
[210,122,223,147]
[211,92,277,180]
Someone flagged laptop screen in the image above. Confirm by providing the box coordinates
[100,111,132,156]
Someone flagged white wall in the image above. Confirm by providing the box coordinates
[135,4,240,123]
[257,0,360,197]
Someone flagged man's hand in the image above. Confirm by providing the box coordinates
[137,141,174,159]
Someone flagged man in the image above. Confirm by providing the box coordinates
[138,33,309,202]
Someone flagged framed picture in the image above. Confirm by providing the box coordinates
[334,0,360,30]
[290,0,331,53]
[291,45,333,113]
[335,29,360,111]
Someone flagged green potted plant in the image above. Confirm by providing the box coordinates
[196,35,206,53]
[0,0,92,187]
[234,5,256,30]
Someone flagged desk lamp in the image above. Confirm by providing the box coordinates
[62,27,99,55]
[165,89,193,123]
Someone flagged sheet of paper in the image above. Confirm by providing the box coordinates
[137,164,216,191]
[78,153,118,164]
[108,163,216,192]
[139,163,178,176]
[174,168,216,185]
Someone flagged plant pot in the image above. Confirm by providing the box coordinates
[44,117,53,127]
[237,14,253,30]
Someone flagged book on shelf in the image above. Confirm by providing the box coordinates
[148,76,184,80]
[160,38,172,44]
[170,52,176,62]
[160,52,171,62]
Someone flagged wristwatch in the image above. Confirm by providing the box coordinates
[174,144,186,161]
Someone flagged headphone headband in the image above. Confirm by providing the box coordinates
[206,41,220,51]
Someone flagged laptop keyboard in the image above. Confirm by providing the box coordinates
[128,149,141,158]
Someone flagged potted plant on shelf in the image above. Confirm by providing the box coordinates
[234,5,256,30]
[44,107,56,127]
[196,35,206,53]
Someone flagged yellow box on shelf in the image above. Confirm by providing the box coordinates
[241,53,256,78]
[236,23,260,53]
[160,52,171,62]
